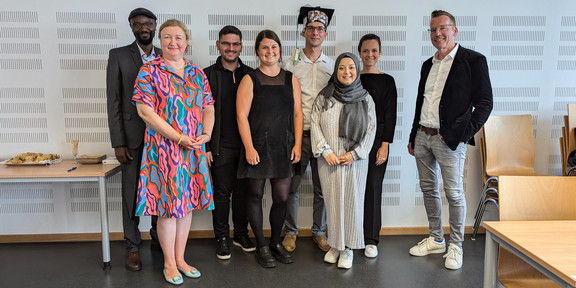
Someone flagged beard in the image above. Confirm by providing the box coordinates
[135,31,155,45]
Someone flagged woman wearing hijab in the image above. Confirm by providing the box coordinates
[311,52,376,269]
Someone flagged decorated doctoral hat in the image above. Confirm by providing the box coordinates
[128,7,157,21]
[297,6,334,27]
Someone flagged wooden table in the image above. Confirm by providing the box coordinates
[0,160,121,269]
[483,220,576,287]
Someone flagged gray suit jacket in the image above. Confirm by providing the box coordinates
[106,41,161,149]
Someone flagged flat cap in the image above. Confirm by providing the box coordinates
[128,8,157,21]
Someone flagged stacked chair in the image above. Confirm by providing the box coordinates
[495,175,576,287]
[471,114,544,240]
[559,103,576,176]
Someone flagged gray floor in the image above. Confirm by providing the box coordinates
[0,234,487,288]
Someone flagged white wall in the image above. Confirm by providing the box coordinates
[1,0,575,235]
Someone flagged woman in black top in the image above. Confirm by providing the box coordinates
[358,34,398,258]
[236,29,303,268]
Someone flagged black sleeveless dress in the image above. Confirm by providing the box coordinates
[237,68,295,179]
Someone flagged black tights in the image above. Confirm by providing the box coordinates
[245,177,291,248]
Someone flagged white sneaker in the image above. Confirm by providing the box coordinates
[364,244,378,258]
[324,248,339,264]
[337,248,353,269]
[443,243,463,270]
[409,237,446,256]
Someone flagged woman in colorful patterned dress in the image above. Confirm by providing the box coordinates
[132,19,214,285]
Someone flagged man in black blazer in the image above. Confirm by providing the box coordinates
[407,10,493,270]
[106,7,162,271]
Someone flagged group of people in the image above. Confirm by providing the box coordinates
[106,5,492,285]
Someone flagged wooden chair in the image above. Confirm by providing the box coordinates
[471,115,543,239]
[496,175,576,287]
[471,137,498,240]
[561,104,576,175]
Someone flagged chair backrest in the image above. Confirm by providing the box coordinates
[483,115,536,176]
[498,175,576,221]
[567,104,576,154]
[479,137,488,183]
[497,175,576,287]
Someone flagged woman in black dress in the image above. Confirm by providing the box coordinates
[358,34,398,258]
[236,29,303,268]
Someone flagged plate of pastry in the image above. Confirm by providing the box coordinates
[1,152,62,166]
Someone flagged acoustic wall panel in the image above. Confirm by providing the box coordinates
[493,16,546,26]
[58,44,114,55]
[57,28,117,40]
[56,12,115,23]
[0,118,47,129]
[0,11,38,22]
[0,27,39,38]
[0,43,41,54]
[0,59,42,69]
[0,1,574,235]
[208,15,264,26]
[0,88,44,98]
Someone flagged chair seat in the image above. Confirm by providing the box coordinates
[498,247,561,288]
[486,169,542,177]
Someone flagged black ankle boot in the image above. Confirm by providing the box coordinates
[269,243,293,264]
[255,246,276,268]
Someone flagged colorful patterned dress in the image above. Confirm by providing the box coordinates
[132,56,214,218]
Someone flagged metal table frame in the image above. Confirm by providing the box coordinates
[0,161,120,269]
[484,221,576,288]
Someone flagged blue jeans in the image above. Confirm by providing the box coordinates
[414,129,467,246]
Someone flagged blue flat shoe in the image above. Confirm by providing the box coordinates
[178,267,201,278]
[163,269,183,285]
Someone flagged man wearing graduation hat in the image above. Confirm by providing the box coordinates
[283,6,335,253]
[106,7,161,271]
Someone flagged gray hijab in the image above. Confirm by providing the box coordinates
[319,52,369,151]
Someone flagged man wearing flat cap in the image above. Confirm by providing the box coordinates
[106,7,161,271]
[283,6,334,253]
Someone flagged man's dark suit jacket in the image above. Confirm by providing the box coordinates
[106,41,161,218]
[409,46,493,151]
[106,41,161,150]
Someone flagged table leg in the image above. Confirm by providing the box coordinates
[484,230,498,287]
[98,177,111,270]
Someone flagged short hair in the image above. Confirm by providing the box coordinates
[254,29,282,63]
[219,25,242,41]
[158,19,191,53]
[431,10,456,26]
[357,33,381,54]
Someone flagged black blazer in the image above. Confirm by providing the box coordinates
[106,41,161,149]
[409,46,493,151]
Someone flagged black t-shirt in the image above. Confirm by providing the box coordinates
[219,67,243,148]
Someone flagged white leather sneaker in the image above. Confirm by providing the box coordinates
[324,248,339,264]
[443,243,463,270]
[364,244,378,258]
[409,236,446,256]
[337,248,353,269]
